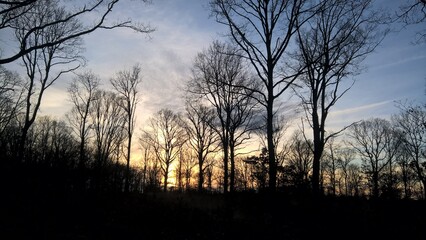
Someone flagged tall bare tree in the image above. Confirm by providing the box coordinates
[347,163,363,197]
[90,90,126,190]
[188,41,258,193]
[0,66,23,136]
[285,130,313,189]
[322,139,339,195]
[210,0,317,191]
[14,1,84,162]
[185,100,219,192]
[67,71,99,172]
[110,64,141,192]
[348,118,395,198]
[142,109,187,192]
[393,103,426,199]
[0,0,154,64]
[139,134,162,191]
[294,0,388,195]
[336,147,355,196]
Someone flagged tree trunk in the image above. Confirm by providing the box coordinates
[373,171,379,199]
[223,142,229,193]
[230,142,235,193]
[125,134,132,193]
[312,138,323,196]
[198,152,203,192]
[164,164,169,192]
[17,123,31,163]
[267,89,276,192]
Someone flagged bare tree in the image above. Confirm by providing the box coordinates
[90,90,126,190]
[322,139,339,195]
[30,116,77,168]
[188,41,258,193]
[14,1,84,162]
[236,156,255,191]
[66,70,99,173]
[204,159,216,192]
[110,64,141,192]
[174,146,197,191]
[210,0,318,191]
[228,85,259,192]
[336,147,355,196]
[0,0,36,30]
[284,130,313,190]
[397,0,426,44]
[347,163,363,197]
[348,118,395,198]
[184,100,219,192]
[294,0,388,195]
[139,136,161,191]
[0,0,154,64]
[396,144,418,199]
[393,103,426,199]
[139,134,151,192]
[142,109,187,192]
[0,66,23,136]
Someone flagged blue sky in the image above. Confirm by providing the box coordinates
[2,0,425,140]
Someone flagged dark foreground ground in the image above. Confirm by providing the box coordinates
[2,189,425,240]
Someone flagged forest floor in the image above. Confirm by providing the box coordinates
[2,190,425,240]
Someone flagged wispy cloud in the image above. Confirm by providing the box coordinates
[369,54,426,71]
[331,100,393,117]
[326,100,395,131]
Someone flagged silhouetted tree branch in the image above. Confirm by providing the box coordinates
[294,0,388,195]
[110,64,141,192]
[0,0,154,64]
[210,0,319,191]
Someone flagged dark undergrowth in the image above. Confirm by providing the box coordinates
[2,187,425,240]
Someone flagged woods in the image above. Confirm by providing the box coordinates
[0,0,425,239]
[0,0,425,197]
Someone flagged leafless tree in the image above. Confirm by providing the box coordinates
[336,147,355,196]
[322,139,339,195]
[0,0,36,30]
[397,0,426,44]
[0,0,154,64]
[14,1,85,162]
[30,116,77,167]
[348,118,396,198]
[204,159,216,192]
[236,156,255,191]
[393,103,426,199]
[142,109,187,192]
[257,112,295,156]
[90,90,126,190]
[110,64,141,192]
[139,134,152,192]
[0,66,23,136]
[294,0,388,195]
[347,163,363,197]
[66,70,99,172]
[184,100,219,192]
[286,131,313,189]
[210,0,318,191]
[396,144,418,199]
[174,146,197,191]
[188,41,258,193]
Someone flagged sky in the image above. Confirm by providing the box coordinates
[1,0,426,158]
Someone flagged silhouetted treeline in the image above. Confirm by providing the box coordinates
[1,92,425,200]
[1,0,425,201]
